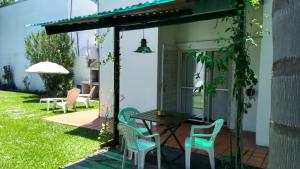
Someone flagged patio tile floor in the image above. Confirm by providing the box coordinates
[44,109,268,168]
[44,109,113,132]
[153,124,269,168]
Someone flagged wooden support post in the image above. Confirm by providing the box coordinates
[113,27,120,145]
[235,1,246,169]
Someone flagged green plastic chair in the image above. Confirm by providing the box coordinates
[118,107,149,134]
[119,107,146,127]
[118,107,149,163]
[185,119,224,169]
[118,123,161,169]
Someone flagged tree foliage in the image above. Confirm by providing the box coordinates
[25,30,75,96]
[0,0,15,8]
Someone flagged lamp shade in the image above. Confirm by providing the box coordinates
[135,38,153,53]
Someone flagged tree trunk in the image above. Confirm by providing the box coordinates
[269,0,300,168]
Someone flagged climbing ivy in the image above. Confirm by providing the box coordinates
[189,0,262,169]
[94,28,115,66]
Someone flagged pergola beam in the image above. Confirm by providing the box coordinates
[45,8,236,34]
[45,9,192,34]
[120,9,237,31]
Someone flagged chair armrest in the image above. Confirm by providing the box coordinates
[54,98,66,100]
[52,98,66,104]
[143,133,160,145]
[190,124,214,136]
[144,133,159,139]
[191,124,214,130]
[79,94,90,97]
[191,134,212,137]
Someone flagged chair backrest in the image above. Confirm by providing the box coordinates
[118,107,140,128]
[88,86,96,98]
[66,88,80,106]
[209,119,224,142]
[118,123,140,150]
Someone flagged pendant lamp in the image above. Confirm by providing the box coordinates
[134,29,154,53]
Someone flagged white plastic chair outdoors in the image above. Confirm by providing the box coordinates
[185,119,224,169]
[76,86,96,108]
[53,88,80,113]
[118,123,161,169]
[118,107,149,164]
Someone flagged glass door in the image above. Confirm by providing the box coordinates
[179,51,206,119]
[208,51,230,122]
[179,50,230,123]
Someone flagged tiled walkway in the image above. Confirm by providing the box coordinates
[44,109,110,131]
[44,109,268,168]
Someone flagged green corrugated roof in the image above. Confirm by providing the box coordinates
[26,0,175,27]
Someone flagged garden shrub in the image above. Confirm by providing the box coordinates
[0,0,15,8]
[1,65,15,89]
[98,105,113,146]
[25,30,75,96]
[22,75,31,91]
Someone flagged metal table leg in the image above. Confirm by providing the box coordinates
[169,127,185,152]
[142,120,153,135]
[141,120,173,167]
[161,124,185,152]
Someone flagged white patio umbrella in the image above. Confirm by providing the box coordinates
[26,61,69,74]
[25,61,70,107]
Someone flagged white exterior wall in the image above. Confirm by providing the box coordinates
[0,0,68,91]
[256,0,273,146]
[0,0,99,90]
[120,29,158,111]
[71,0,98,86]
[98,0,159,116]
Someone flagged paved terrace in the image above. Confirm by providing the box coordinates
[44,109,268,169]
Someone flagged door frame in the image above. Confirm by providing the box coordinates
[159,44,179,111]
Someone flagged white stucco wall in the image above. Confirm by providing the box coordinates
[256,0,273,147]
[0,0,97,90]
[120,28,158,111]
[176,20,231,43]
[71,0,98,86]
[0,0,68,91]
[98,0,159,117]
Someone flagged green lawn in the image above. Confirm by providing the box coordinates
[193,94,204,109]
[0,90,100,169]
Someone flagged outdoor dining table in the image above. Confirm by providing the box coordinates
[131,110,190,152]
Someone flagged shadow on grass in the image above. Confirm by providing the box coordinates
[39,105,96,113]
[21,95,38,99]
[76,105,96,109]
[65,127,99,141]
[22,98,40,103]
[20,94,41,103]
